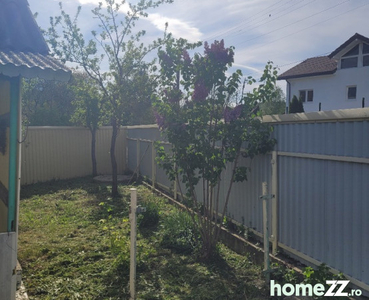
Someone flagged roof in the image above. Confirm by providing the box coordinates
[278,33,369,81]
[0,51,71,81]
[278,56,337,80]
[329,33,369,59]
[0,0,70,81]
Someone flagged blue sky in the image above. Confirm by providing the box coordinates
[28,0,369,93]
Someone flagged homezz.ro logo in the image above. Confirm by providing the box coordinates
[270,280,363,297]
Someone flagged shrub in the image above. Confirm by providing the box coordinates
[289,95,304,113]
[161,210,201,254]
[138,201,160,229]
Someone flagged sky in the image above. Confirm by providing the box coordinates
[27,0,369,93]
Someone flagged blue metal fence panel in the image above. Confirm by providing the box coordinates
[155,143,173,190]
[126,116,369,290]
[224,155,272,235]
[274,121,369,289]
[274,121,369,158]
[127,139,137,171]
[138,140,152,178]
[278,156,326,261]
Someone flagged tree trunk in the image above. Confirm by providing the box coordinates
[110,118,119,197]
[91,127,97,177]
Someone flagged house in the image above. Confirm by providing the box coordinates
[278,33,369,113]
[0,0,70,299]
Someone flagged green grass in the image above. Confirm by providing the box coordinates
[18,177,269,300]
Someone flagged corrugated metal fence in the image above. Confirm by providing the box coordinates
[126,108,369,293]
[20,109,369,292]
[21,126,126,185]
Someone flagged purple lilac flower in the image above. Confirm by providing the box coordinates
[192,81,209,102]
[182,49,191,64]
[154,111,166,129]
[167,89,182,104]
[224,105,243,122]
[160,52,173,67]
[204,40,234,65]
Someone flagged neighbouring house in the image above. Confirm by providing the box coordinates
[278,33,369,113]
[0,0,70,299]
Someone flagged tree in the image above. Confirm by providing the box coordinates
[120,66,156,126]
[259,85,286,115]
[153,38,277,258]
[289,95,304,113]
[22,78,75,126]
[70,72,106,177]
[47,0,173,196]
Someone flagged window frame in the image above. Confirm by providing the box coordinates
[298,89,314,103]
[340,43,369,69]
[347,86,357,100]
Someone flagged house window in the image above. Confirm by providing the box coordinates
[299,90,306,102]
[307,90,313,102]
[347,86,357,99]
[299,90,313,102]
[340,43,369,68]
[341,57,358,68]
[363,43,369,67]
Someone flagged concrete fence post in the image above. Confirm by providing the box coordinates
[151,141,156,188]
[173,163,177,200]
[136,139,140,177]
[260,182,271,283]
[130,188,137,300]
[271,151,278,255]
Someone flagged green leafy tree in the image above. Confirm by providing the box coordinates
[153,38,277,258]
[70,72,106,177]
[47,0,173,196]
[121,66,156,126]
[289,95,304,113]
[22,78,75,126]
[259,85,286,115]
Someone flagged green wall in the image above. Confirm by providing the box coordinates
[0,79,10,232]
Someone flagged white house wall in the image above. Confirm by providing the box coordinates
[289,66,369,112]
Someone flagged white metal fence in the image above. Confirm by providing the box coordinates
[20,126,126,185]
[19,109,369,293]
[126,108,369,293]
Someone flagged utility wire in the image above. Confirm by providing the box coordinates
[242,1,369,52]
[227,0,316,40]
[203,0,291,42]
[234,0,350,47]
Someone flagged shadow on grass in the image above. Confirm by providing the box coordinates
[20,176,101,198]
[146,253,266,300]
[20,177,132,221]
[98,248,268,300]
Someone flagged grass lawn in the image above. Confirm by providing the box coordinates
[18,178,270,300]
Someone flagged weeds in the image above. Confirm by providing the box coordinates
[161,209,202,254]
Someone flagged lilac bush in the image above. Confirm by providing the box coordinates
[153,38,277,258]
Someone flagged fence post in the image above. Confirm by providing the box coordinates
[260,182,271,283]
[271,151,278,255]
[136,139,140,177]
[151,141,156,188]
[122,127,127,173]
[173,163,177,200]
[129,188,137,300]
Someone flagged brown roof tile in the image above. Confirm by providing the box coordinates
[278,33,369,80]
[278,56,337,80]
[329,33,369,58]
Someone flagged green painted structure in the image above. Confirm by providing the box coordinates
[0,1,70,299]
